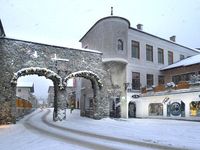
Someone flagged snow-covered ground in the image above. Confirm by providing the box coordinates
[0,108,200,150]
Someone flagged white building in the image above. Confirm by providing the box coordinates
[16,82,34,100]
[79,16,200,118]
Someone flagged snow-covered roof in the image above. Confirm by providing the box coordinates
[17,82,34,92]
[161,54,200,70]
[102,58,128,64]
[17,82,34,87]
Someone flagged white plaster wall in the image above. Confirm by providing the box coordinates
[126,29,199,88]
[131,91,200,118]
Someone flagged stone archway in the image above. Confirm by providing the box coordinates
[11,67,63,121]
[64,70,103,119]
[0,37,109,124]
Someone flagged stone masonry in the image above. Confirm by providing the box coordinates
[0,37,110,124]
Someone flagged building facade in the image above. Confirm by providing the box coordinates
[16,82,37,117]
[80,16,200,118]
[47,86,54,107]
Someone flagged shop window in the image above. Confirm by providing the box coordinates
[190,101,200,117]
[149,103,163,116]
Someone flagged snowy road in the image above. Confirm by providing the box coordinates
[0,109,200,150]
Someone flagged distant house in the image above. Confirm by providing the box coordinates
[16,82,34,101]
[16,82,38,108]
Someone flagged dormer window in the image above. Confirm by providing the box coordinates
[118,39,123,51]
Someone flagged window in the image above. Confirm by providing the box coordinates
[158,48,164,64]
[190,101,200,117]
[131,40,140,59]
[172,72,195,84]
[147,74,154,88]
[180,54,185,60]
[168,51,173,65]
[149,103,163,116]
[146,44,153,62]
[132,72,140,90]
[172,75,181,84]
[18,89,21,92]
[117,39,123,51]
[158,75,165,85]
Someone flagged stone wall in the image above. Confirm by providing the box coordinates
[0,38,110,124]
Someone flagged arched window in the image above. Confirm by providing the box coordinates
[117,39,123,51]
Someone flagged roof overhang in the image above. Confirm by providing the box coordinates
[102,58,128,64]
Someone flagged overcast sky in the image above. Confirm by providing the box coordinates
[1,0,200,99]
[1,0,200,48]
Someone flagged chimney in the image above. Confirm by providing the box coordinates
[0,19,6,37]
[170,35,176,42]
[137,24,143,31]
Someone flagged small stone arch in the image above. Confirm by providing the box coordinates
[64,70,103,118]
[11,67,63,121]
[64,70,103,90]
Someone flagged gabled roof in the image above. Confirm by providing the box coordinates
[17,82,34,92]
[161,54,200,70]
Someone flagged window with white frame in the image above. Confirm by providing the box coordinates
[146,44,153,62]
[131,40,140,59]
[158,48,164,64]
[147,74,154,88]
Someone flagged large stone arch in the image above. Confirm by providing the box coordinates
[10,67,64,121]
[0,37,109,124]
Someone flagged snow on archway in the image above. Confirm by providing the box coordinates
[11,67,63,89]
[64,70,103,89]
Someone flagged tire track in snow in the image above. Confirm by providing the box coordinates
[23,109,123,150]
[42,109,189,150]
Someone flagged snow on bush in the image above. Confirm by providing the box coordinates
[190,74,200,84]
[166,82,176,88]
